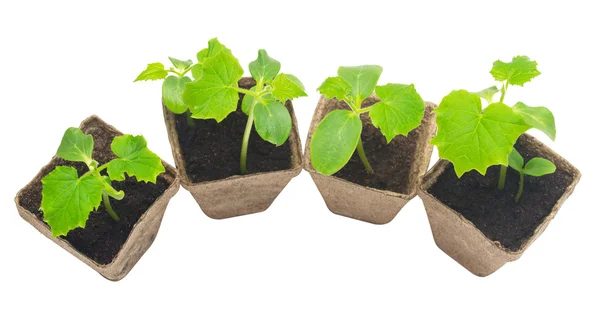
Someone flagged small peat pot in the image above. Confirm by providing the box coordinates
[418,134,581,276]
[304,96,437,224]
[163,77,302,219]
[15,116,180,281]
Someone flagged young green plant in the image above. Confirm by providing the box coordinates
[431,56,557,198]
[310,65,425,175]
[41,128,165,237]
[508,148,556,202]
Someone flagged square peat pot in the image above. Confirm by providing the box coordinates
[14,115,180,281]
[303,95,437,224]
[163,77,302,219]
[418,134,581,276]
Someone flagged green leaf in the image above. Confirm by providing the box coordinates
[370,83,425,143]
[183,51,244,122]
[134,62,168,82]
[310,110,362,175]
[508,147,524,171]
[490,56,541,86]
[107,135,165,183]
[512,102,556,140]
[162,76,191,114]
[476,86,499,104]
[523,158,556,176]
[253,98,292,146]
[271,73,307,103]
[196,48,208,63]
[56,127,95,167]
[337,65,383,104]
[41,166,105,237]
[168,57,193,71]
[193,38,233,80]
[317,76,352,101]
[431,90,530,177]
[249,49,281,83]
[191,64,203,80]
[241,87,257,115]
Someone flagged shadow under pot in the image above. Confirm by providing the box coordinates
[303,95,437,224]
[418,134,581,276]
[14,115,180,281]
[163,77,302,219]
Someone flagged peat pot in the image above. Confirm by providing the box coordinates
[304,95,437,224]
[163,77,302,219]
[15,115,180,281]
[418,134,581,276]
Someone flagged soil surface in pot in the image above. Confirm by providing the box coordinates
[19,125,170,265]
[174,80,292,183]
[330,100,432,194]
[428,136,575,251]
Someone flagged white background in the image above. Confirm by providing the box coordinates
[1,0,598,313]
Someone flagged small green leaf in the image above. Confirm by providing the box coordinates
[508,147,524,171]
[476,86,499,104]
[196,48,208,63]
[41,166,105,237]
[337,65,383,103]
[241,87,257,115]
[193,38,233,80]
[249,49,281,83]
[370,83,425,143]
[513,102,556,140]
[310,110,362,175]
[162,76,191,114]
[183,51,244,122]
[523,158,556,176]
[56,127,95,167]
[431,90,530,177]
[253,98,292,146]
[317,76,352,101]
[134,62,168,82]
[107,135,165,183]
[490,56,541,86]
[168,57,193,71]
[271,73,307,103]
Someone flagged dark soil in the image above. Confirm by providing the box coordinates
[332,100,433,194]
[173,78,292,183]
[19,124,170,265]
[428,136,575,251]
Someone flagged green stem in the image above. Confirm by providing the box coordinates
[240,79,264,175]
[186,110,196,128]
[498,165,507,190]
[234,86,262,97]
[103,191,120,222]
[356,136,374,174]
[515,172,524,202]
[499,81,509,103]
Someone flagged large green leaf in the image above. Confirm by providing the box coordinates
[512,102,556,140]
[271,73,307,103]
[523,158,556,176]
[431,90,530,177]
[317,76,352,101]
[134,62,168,82]
[183,52,244,122]
[370,83,425,143]
[41,166,105,237]
[249,49,281,83]
[310,110,362,175]
[56,127,95,167]
[337,65,382,104]
[253,98,292,146]
[162,76,191,114]
[107,135,165,183]
[490,56,541,86]
[168,57,193,71]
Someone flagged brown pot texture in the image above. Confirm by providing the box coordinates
[14,115,180,281]
[418,134,581,276]
[303,95,437,224]
[163,77,302,219]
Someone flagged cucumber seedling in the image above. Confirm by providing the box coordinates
[40,127,165,237]
[431,56,557,200]
[310,65,425,176]
[508,148,556,202]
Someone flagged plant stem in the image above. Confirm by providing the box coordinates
[515,172,524,202]
[499,81,508,103]
[240,79,264,175]
[356,136,375,174]
[497,165,507,190]
[103,191,120,222]
[186,110,196,128]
